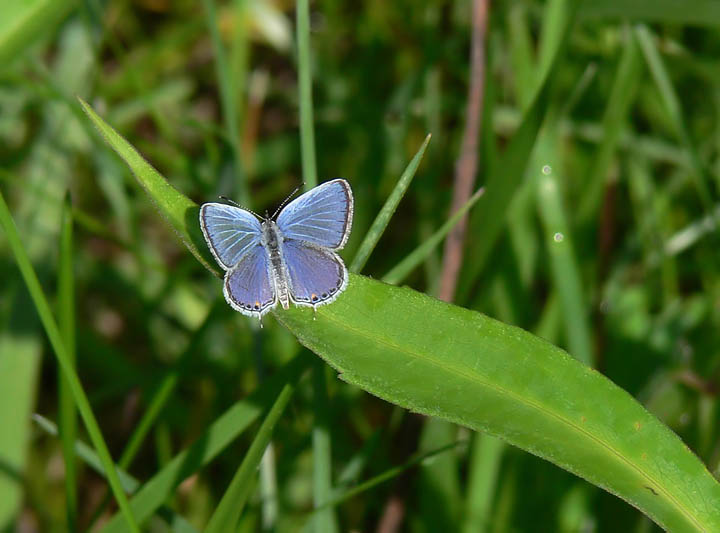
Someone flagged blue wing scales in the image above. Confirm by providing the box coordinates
[283,240,347,306]
[200,203,262,269]
[223,244,276,316]
[276,179,353,250]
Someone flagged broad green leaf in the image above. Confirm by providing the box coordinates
[81,101,720,531]
[275,276,720,532]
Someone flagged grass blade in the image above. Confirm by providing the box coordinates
[0,190,140,533]
[535,120,594,366]
[57,195,77,529]
[202,0,247,203]
[296,0,317,189]
[204,374,299,533]
[458,3,577,295]
[578,27,643,220]
[350,134,431,274]
[462,434,504,533]
[99,353,310,533]
[382,187,484,285]
[635,24,715,210]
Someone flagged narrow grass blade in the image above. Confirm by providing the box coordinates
[204,375,299,533]
[635,24,715,210]
[311,362,338,533]
[382,187,484,285]
[58,195,77,529]
[33,414,139,492]
[308,440,467,519]
[536,121,594,366]
[99,353,311,533]
[275,275,720,531]
[202,0,247,203]
[77,98,221,277]
[350,134,432,273]
[33,415,200,533]
[296,0,317,189]
[580,0,720,27]
[578,27,643,220]
[0,191,140,533]
[458,4,577,295]
[462,434,504,533]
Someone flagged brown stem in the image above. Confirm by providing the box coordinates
[438,0,490,303]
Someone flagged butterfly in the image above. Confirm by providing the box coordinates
[199,179,353,320]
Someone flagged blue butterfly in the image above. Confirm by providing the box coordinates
[200,179,353,319]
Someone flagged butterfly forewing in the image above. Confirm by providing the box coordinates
[283,240,347,306]
[276,179,353,250]
[200,203,263,269]
[224,244,276,316]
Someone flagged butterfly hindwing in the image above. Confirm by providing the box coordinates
[276,179,353,250]
[200,203,263,269]
[223,244,276,316]
[283,239,347,306]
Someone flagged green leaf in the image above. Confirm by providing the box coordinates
[80,98,720,531]
[275,276,720,531]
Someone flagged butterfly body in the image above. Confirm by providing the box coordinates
[200,179,353,319]
[261,219,291,310]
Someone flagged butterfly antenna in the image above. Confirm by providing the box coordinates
[271,182,305,220]
[218,196,263,219]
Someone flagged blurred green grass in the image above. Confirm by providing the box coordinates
[1,1,720,532]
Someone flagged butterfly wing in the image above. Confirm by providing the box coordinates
[223,244,276,316]
[276,179,353,250]
[282,239,347,307]
[200,203,263,269]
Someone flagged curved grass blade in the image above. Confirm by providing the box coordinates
[350,134,432,273]
[77,98,221,277]
[58,196,77,529]
[634,24,715,211]
[99,354,310,533]
[382,187,484,285]
[275,275,720,532]
[0,191,140,533]
[204,376,298,533]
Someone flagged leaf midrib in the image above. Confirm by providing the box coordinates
[309,307,705,532]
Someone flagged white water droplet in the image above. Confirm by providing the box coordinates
[553,232,564,242]
[542,165,552,175]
